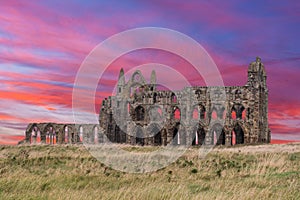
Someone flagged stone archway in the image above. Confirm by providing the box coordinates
[232,123,245,145]
[231,104,245,120]
[28,124,41,144]
[192,105,199,120]
[173,107,181,120]
[135,105,145,121]
[192,125,206,146]
[210,123,225,145]
[43,124,56,144]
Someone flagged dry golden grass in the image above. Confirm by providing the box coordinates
[0,143,299,200]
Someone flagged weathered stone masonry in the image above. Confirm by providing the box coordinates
[23,57,270,146]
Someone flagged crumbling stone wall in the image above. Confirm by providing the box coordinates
[99,57,270,146]
[24,123,102,145]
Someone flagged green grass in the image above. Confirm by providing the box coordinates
[0,144,299,200]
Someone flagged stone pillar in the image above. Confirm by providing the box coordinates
[162,129,167,146]
[225,131,231,146]
[25,131,31,143]
[205,129,212,145]
[166,127,173,145]
[185,127,193,146]
[57,128,64,144]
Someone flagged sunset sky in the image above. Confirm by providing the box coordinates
[0,0,300,145]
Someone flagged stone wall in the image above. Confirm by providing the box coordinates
[99,57,270,146]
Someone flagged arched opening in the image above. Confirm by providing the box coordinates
[36,128,41,144]
[173,128,179,145]
[172,123,180,145]
[231,130,236,145]
[232,124,244,145]
[127,103,130,113]
[211,110,217,120]
[171,93,177,103]
[216,130,225,145]
[109,112,113,123]
[46,132,50,144]
[130,87,134,97]
[30,128,36,144]
[51,128,56,144]
[151,125,162,146]
[192,128,197,146]
[192,126,205,146]
[237,105,245,119]
[136,126,144,146]
[64,126,69,143]
[46,133,50,144]
[195,89,203,99]
[132,72,141,82]
[79,126,83,142]
[235,89,242,99]
[231,110,237,119]
[115,125,121,143]
[242,109,246,120]
[52,128,57,144]
[192,108,199,119]
[174,107,181,120]
[44,125,55,145]
[211,124,225,145]
[232,104,245,119]
[30,125,41,144]
[135,106,145,121]
[153,92,157,103]
[94,126,98,144]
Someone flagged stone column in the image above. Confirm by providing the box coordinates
[225,130,231,146]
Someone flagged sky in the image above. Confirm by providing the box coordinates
[0,0,300,145]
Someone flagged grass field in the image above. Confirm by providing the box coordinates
[0,143,299,200]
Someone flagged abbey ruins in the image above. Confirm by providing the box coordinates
[23,57,270,146]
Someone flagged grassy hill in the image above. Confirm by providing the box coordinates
[0,143,299,200]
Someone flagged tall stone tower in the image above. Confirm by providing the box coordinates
[247,57,270,143]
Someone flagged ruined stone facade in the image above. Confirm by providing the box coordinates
[24,57,270,146]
